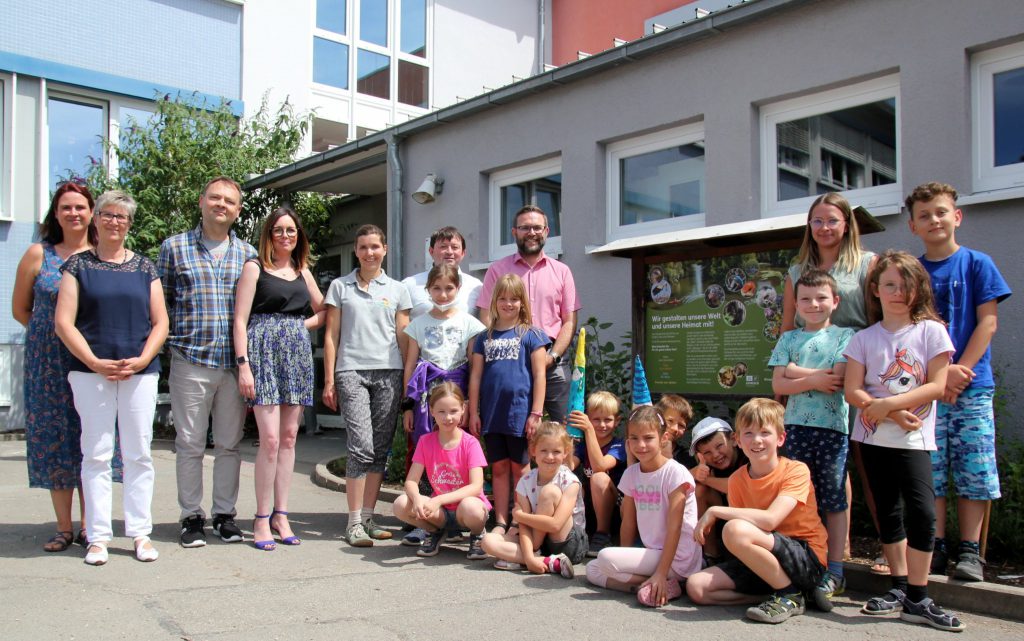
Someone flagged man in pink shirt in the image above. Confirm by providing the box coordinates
[478,205,580,422]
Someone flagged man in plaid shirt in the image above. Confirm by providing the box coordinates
[157,176,257,548]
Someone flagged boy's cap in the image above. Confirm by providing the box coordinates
[689,417,733,456]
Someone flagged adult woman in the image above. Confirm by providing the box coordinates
[323,224,411,547]
[234,207,325,550]
[54,190,168,565]
[12,183,96,552]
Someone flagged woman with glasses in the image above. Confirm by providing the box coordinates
[233,207,324,550]
[54,190,168,565]
[12,183,97,553]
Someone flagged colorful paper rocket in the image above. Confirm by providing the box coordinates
[566,328,586,438]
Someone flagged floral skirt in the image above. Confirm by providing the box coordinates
[247,313,313,407]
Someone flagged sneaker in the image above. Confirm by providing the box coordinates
[812,570,846,612]
[952,551,985,582]
[467,534,487,560]
[746,593,805,624]
[446,527,465,544]
[636,578,683,607]
[212,514,243,543]
[900,597,966,632]
[861,588,906,615]
[346,522,373,547]
[931,539,949,575]
[545,553,575,579]
[417,529,446,557]
[402,527,426,547]
[493,559,523,571]
[587,531,612,558]
[180,515,207,548]
[364,516,392,540]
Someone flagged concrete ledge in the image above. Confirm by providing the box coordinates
[844,561,1024,622]
[311,457,403,503]
[0,431,26,441]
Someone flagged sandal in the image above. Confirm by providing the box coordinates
[253,514,276,551]
[43,531,74,553]
[75,528,87,547]
[270,510,301,545]
[870,555,891,576]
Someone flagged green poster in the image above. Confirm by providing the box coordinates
[644,250,796,395]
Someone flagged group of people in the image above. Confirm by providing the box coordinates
[15,176,1009,632]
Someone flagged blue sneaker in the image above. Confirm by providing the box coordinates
[416,528,446,557]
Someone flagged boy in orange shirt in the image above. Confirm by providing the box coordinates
[686,398,827,624]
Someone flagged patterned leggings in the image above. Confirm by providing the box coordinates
[335,369,402,478]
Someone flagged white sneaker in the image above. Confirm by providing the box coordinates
[134,536,159,562]
[84,542,108,566]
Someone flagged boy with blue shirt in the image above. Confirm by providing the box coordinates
[907,182,1012,582]
[769,269,854,611]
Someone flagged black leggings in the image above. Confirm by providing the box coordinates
[859,443,935,552]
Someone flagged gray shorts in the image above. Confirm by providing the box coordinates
[540,524,588,564]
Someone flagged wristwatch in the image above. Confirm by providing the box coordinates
[549,349,561,364]
[236,355,248,366]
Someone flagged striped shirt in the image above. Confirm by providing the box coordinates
[156,226,256,369]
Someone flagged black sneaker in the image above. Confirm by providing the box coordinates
[587,531,612,558]
[212,514,243,543]
[930,538,949,575]
[180,515,207,548]
[467,534,487,560]
[417,528,446,557]
[900,597,966,632]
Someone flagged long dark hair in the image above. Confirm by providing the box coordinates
[41,182,97,245]
[257,207,311,270]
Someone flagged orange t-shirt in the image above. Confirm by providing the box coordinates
[727,457,827,566]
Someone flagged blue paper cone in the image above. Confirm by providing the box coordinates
[633,355,652,408]
[566,328,586,438]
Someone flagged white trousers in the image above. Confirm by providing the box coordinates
[69,371,158,542]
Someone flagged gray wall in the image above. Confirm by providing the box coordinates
[396,0,1023,429]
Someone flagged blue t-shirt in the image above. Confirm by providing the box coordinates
[574,436,627,486]
[919,247,1011,389]
[769,325,854,432]
[473,326,550,436]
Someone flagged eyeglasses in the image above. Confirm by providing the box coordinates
[98,211,130,224]
[880,282,907,295]
[809,218,844,229]
[272,228,298,237]
[515,225,546,234]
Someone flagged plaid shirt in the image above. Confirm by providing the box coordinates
[156,226,257,369]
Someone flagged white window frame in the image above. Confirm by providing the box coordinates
[0,72,13,221]
[488,156,562,261]
[606,122,707,241]
[972,40,1024,194]
[760,74,901,218]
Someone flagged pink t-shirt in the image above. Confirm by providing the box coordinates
[412,431,492,511]
[478,251,580,338]
[618,459,702,578]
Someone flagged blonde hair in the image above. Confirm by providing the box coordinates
[586,391,621,417]
[487,273,533,338]
[655,394,693,427]
[865,250,945,326]
[794,192,868,274]
[529,421,573,454]
[735,398,786,437]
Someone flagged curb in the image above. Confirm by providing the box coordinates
[843,561,1024,622]
[0,431,26,442]
[311,457,403,503]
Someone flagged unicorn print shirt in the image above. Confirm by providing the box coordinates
[844,320,954,450]
[618,459,702,578]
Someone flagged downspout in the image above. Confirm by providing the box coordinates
[537,0,546,75]
[387,134,404,278]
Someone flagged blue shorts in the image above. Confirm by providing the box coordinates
[782,425,848,513]
[483,433,530,466]
[932,387,1000,500]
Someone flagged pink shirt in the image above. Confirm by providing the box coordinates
[478,251,580,339]
[412,431,492,511]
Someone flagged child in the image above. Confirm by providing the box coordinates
[401,264,485,545]
[844,250,964,632]
[906,182,1012,582]
[480,422,587,577]
[769,269,855,611]
[658,393,693,460]
[393,383,491,559]
[686,398,828,625]
[468,274,549,531]
[586,406,702,608]
[687,416,746,560]
[567,391,627,557]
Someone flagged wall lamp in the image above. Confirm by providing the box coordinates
[412,173,444,204]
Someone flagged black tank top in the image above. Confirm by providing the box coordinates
[250,261,312,316]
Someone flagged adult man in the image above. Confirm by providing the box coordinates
[157,176,257,548]
[478,205,579,422]
[401,226,482,319]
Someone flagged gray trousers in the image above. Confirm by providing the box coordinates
[170,351,246,520]
[335,369,401,478]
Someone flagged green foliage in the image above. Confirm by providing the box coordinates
[580,316,633,409]
[78,93,334,259]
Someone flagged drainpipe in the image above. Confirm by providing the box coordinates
[387,134,403,278]
[537,0,546,75]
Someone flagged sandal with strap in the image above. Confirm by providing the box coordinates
[253,514,276,551]
[43,531,74,553]
[75,528,87,547]
[270,509,301,545]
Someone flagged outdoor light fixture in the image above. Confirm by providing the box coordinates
[412,173,444,204]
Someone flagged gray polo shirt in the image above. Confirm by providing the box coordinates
[325,269,412,372]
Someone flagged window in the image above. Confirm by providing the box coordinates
[47,95,105,190]
[398,60,428,108]
[357,49,390,100]
[400,0,426,58]
[317,0,346,34]
[761,75,900,217]
[972,40,1024,193]
[489,157,562,260]
[314,37,350,89]
[360,0,388,47]
[606,123,706,240]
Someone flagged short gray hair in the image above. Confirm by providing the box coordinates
[95,190,138,224]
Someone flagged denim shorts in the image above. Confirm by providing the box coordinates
[540,524,588,564]
[716,532,824,594]
[783,425,848,512]
[932,387,1000,500]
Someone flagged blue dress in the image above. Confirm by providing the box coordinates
[472,326,550,436]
